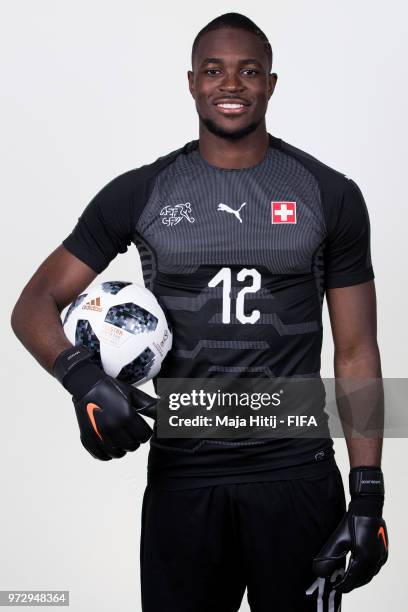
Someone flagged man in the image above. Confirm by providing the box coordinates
[11,12,388,612]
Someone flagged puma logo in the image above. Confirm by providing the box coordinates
[217,202,246,223]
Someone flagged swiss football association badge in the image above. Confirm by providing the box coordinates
[160,202,195,226]
[271,201,297,224]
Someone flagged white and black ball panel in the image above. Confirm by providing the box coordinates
[75,320,102,369]
[116,346,155,384]
[101,281,132,295]
[105,302,158,335]
[62,293,88,326]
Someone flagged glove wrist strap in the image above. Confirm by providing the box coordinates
[349,466,384,496]
[53,346,93,384]
[349,466,384,517]
[53,346,105,398]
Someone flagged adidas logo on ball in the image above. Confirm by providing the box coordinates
[82,296,103,312]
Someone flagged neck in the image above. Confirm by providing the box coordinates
[198,121,269,169]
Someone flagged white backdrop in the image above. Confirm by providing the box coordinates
[1,1,407,610]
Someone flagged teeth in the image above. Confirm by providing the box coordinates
[217,103,244,109]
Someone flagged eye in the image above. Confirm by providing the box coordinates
[242,69,259,76]
[205,69,221,76]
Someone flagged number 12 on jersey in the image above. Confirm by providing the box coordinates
[208,267,261,325]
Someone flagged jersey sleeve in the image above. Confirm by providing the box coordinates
[325,178,374,289]
[62,171,137,274]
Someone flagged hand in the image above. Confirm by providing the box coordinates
[73,376,155,461]
[313,467,388,593]
[53,345,157,460]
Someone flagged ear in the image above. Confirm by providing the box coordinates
[187,70,195,99]
[268,73,278,99]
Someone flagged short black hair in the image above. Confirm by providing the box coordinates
[192,12,273,72]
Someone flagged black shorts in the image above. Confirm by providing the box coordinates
[140,467,346,612]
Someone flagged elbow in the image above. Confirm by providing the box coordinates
[10,298,23,338]
[334,342,382,376]
[10,287,34,338]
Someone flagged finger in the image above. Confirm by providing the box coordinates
[119,427,140,452]
[312,515,351,578]
[130,387,158,420]
[126,413,153,444]
[80,435,112,461]
[103,425,134,450]
[334,556,375,593]
[313,550,348,579]
[98,431,127,459]
[108,426,140,452]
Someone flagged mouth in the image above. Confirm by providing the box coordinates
[214,102,250,116]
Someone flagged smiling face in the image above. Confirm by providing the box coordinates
[188,27,277,140]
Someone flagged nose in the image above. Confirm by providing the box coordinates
[218,71,245,92]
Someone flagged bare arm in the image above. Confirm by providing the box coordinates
[326,280,383,467]
[11,245,98,375]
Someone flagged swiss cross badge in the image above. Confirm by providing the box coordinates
[271,201,297,224]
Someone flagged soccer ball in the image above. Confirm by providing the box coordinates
[61,281,172,385]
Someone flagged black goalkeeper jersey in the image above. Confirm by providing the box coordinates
[63,134,374,488]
